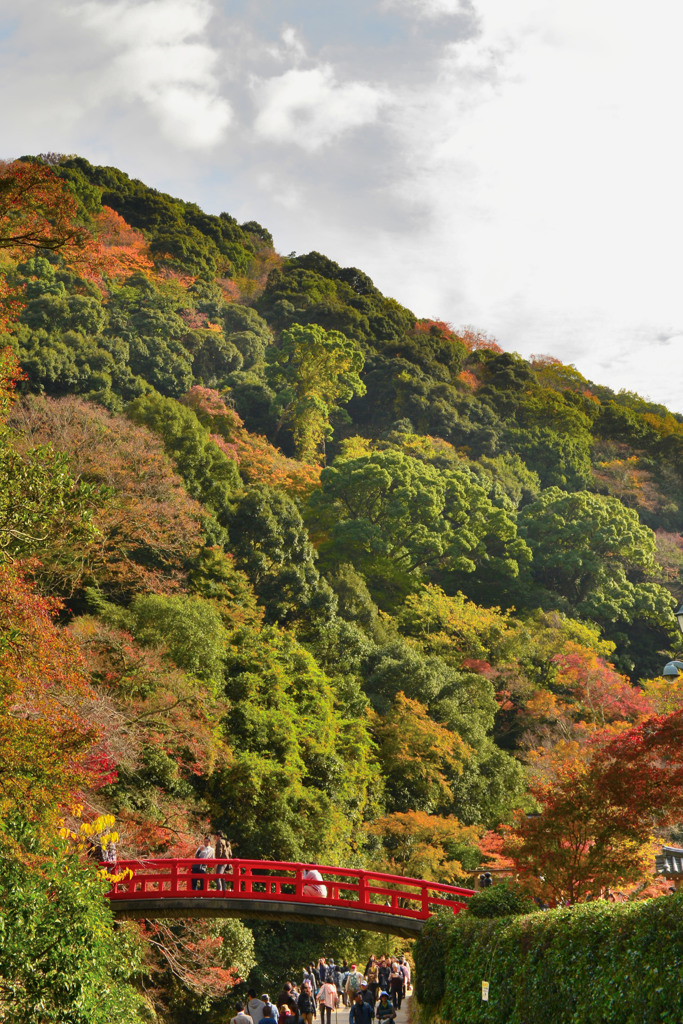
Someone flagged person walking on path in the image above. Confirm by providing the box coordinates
[318,977,338,1024]
[231,1005,253,1024]
[350,992,374,1024]
[298,980,317,1024]
[246,991,265,1023]
[360,981,375,1012]
[365,957,379,1001]
[345,964,364,1005]
[388,965,403,1011]
[260,996,278,1023]
[377,958,390,993]
[375,993,396,1024]
[277,983,298,1014]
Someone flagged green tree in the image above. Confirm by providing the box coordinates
[128,593,230,689]
[309,449,529,608]
[266,322,365,462]
[210,625,376,862]
[0,830,148,1023]
[517,488,675,674]
[228,485,335,625]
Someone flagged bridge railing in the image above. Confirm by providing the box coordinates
[106,859,473,921]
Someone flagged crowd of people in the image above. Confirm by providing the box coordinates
[231,955,412,1024]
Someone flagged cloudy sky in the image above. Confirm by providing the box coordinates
[1,0,682,411]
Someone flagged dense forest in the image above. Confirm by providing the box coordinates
[1,155,682,1024]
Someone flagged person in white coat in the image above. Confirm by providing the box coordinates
[302,867,328,898]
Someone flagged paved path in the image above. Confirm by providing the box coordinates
[395,994,411,1024]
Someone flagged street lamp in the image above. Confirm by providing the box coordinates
[662,602,683,677]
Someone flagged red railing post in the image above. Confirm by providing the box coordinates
[358,872,368,910]
[421,881,429,917]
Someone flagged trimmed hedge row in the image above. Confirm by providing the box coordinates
[414,890,683,1024]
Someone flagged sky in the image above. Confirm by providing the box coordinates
[1,0,682,412]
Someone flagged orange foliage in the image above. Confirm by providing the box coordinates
[0,564,96,817]
[10,395,205,598]
[478,829,516,873]
[85,205,155,283]
[458,370,479,389]
[457,327,503,353]
[182,387,321,499]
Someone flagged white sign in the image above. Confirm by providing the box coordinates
[481,981,490,1002]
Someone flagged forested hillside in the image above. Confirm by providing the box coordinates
[1,155,682,1023]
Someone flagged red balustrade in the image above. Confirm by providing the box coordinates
[106,859,473,922]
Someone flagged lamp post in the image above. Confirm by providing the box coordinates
[662,602,683,677]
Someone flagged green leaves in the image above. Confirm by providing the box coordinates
[415,890,683,1024]
[310,449,529,608]
[0,828,147,1024]
[266,322,365,462]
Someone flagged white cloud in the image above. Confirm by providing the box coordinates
[380,0,468,17]
[252,65,388,152]
[363,0,683,405]
[75,0,232,147]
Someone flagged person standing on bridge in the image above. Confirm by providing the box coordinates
[192,834,214,891]
[303,869,328,899]
[318,975,338,1024]
[214,832,231,891]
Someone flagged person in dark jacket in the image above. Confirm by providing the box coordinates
[276,983,298,1014]
[350,992,374,1024]
[360,982,375,1011]
[298,980,317,1024]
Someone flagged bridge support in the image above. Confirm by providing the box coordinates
[112,898,426,938]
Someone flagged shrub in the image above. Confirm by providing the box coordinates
[466,880,537,918]
[414,890,683,1023]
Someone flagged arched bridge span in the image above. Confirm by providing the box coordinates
[107,859,474,937]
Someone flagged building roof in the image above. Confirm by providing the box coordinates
[654,846,683,878]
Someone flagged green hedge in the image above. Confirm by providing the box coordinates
[414,890,683,1024]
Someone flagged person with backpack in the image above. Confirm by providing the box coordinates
[332,963,344,1005]
[259,996,278,1023]
[375,993,396,1024]
[345,964,364,1005]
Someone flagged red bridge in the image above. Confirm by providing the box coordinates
[107,859,474,937]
